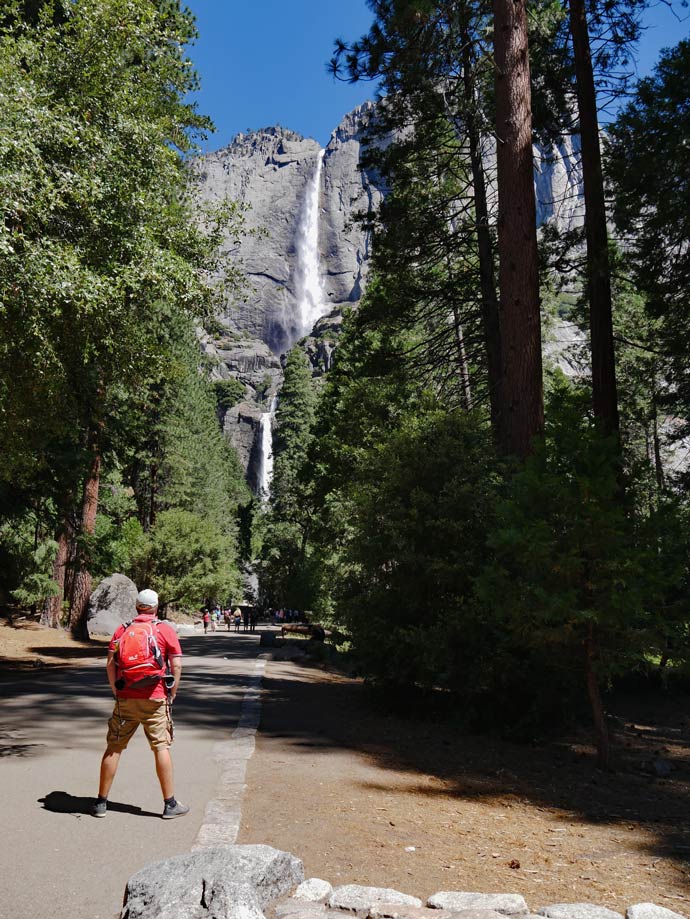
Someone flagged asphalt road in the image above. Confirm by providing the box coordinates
[0,629,263,919]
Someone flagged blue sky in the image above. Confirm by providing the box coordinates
[185,0,378,151]
[185,1,689,154]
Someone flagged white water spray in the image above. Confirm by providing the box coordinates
[294,150,328,337]
[257,396,278,500]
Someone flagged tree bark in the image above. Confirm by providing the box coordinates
[493,0,544,458]
[69,440,101,638]
[41,522,72,628]
[568,0,620,437]
[461,35,502,434]
[651,378,665,491]
[584,626,612,770]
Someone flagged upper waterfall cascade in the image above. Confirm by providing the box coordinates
[295,150,328,339]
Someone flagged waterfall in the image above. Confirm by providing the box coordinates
[294,149,328,337]
[254,151,325,501]
[257,396,278,500]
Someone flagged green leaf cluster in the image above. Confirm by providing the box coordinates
[0,0,249,619]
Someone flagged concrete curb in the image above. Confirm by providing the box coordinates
[192,653,268,850]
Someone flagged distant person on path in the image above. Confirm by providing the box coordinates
[233,607,242,632]
[242,608,250,632]
[250,609,258,632]
[203,609,210,634]
[223,608,232,631]
[90,589,189,820]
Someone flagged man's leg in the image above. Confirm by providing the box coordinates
[98,749,121,798]
[154,748,190,819]
[153,747,174,800]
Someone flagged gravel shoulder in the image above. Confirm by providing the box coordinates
[238,649,690,912]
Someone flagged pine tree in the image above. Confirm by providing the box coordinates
[607,39,690,452]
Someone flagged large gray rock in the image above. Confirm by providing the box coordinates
[321,102,384,314]
[221,400,267,491]
[193,107,383,358]
[329,886,423,913]
[452,913,509,919]
[293,879,333,903]
[538,907,623,919]
[272,901,327,919]
[86,573,137,637]
[627,907,686,919]
[427,894,528,916]
[370,906,455,919]
[122,844,304,919]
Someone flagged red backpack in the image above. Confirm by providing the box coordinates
[116,620,166,689]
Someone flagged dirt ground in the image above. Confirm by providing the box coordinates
[238,651,690,914]
[3,621,690,913]
[0,618,109,672]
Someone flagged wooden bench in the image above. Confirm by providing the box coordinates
[280,622,326,641]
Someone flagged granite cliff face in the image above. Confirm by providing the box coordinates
[192,103,385,484]
[193,102,382,358]
[193,102,585,488]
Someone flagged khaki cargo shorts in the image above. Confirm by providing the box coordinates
[106,698,171,752]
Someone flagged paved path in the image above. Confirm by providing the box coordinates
[0,629,263,919]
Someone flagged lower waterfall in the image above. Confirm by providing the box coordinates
[256,396,278,500]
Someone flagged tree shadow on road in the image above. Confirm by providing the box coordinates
[39,791,160,818]
[0,632,265,746]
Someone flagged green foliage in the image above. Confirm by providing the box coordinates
[478,378,650,668]
[213,378,246,411]
[335,406,497,696]
[90,473,145,581]
[254,373,273,404]
[3,528,59,610]
[607,39,690,438]
[258,347,319,607]
[0,0,249,617]
[155,367,248,536]
[132,508,241,610]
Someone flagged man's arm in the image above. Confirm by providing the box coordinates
[169,654,182,701]
[106,651,118,697]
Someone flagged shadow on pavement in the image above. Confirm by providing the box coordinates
[0,631,265,746]
[28,646,107,659]
[39,790,160,818]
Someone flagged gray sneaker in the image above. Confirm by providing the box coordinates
[162,800,189,820]
[90,799,107,818]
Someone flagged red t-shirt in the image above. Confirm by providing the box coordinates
[109,613,182,700]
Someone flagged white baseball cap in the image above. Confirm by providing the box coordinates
[136,588,159,610]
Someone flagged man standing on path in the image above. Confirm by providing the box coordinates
[91,589,189,820]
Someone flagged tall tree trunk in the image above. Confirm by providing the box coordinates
[452,304,473,409]
[493,0,544,458]
[568,0,620,437]
[42,522,72,628]
[149,460,158,530]
[441,214,473,410]
[461,35,502,434]
[69,439,101,638]
[651,378,665,491]
[584,625,612,770]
